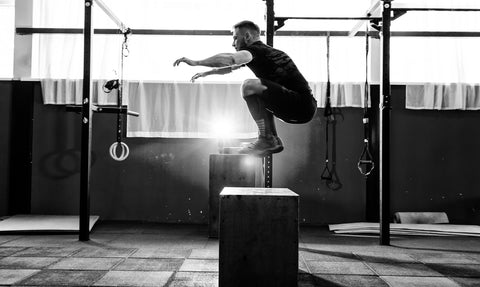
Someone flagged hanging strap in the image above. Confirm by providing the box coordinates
[357,25,375,177]
[116,29,130,143]
[321,32,333,181]
[110,29,131,161]
[323,32,333,120]
[320,119,332,180]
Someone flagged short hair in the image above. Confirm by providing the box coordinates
[233,20,260,35]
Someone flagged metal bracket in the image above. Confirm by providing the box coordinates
[275,18,287,31]
[392,9,407,21]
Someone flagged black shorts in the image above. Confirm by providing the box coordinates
[259,78,317,124]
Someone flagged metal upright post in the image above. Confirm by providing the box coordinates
[265,0,275,46]
[80,0,94,241]
[379,0,391,245]
[264,0,274,188]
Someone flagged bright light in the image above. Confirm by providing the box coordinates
[242,156,257,168]
[210,117,235,139]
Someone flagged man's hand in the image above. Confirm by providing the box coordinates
[173,57,197,67]
[191,72,207,82]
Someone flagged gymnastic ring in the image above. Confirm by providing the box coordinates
[109,141,129,161]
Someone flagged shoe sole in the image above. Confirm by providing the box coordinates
[245,145,284,158]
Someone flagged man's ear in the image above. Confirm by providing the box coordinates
[244,31,252,42]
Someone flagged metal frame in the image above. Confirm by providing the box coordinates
[80,0,94,241]
[349,0,383,37]
[265,0,480,246]
[18,28,480,38]
[94,0,128,33]
[264,0,274,188]
[393,8,480,12]
[379,0,392,246]
[21,0,479,241]
[351,0,480,245]
[79,0,130,241]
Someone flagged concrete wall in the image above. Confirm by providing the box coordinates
[390,86,480,224]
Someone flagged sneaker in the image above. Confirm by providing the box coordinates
[239,136,284,157]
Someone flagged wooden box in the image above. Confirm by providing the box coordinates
[219,187,299,287]
[209,154,263,238]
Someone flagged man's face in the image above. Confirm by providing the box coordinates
[232,28,247,51]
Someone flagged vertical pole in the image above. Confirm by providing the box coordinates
[80,0,93,241]
[264,0,274,188]
[265,0,274,46]
[379,0,391,245]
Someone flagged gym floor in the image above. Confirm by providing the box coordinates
[0,222,479,286]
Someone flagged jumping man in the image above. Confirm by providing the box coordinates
[173,20,317,157]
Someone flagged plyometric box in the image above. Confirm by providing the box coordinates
[208,154,263,238]
[219,187,299,287]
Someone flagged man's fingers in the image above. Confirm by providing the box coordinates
[191,73,200,82]
[173,57,184,67]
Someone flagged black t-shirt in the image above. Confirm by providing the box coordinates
[242,41,312,95]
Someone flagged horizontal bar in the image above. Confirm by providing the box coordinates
[390,31,480,37]
[17,28,480,37]
[393,8,480,12]
[276,31,372,37]
[16,28,233,35]
[94,0,128,33]
[276,16,381,21]
[66,105,139,117]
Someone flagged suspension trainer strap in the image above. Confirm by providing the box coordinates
[357,25,374,177]
[320,117,332,180]
[324,32,333,119]
[321,32,333,181]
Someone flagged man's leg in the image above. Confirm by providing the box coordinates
[240,79,283,157]
[242,79,277,137]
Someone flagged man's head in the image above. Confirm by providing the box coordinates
[232,20,261,51]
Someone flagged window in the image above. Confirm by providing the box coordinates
[26,0,480,84]
[30,0,370,82]
[0,0,14,78]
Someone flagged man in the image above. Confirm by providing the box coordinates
[173,20,317,157]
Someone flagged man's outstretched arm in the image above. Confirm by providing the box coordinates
[173,51,252,68]
[190,64,246,82]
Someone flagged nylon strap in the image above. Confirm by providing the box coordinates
[116,29,130,144]
[357,25,375,177]
[321,32,332,181]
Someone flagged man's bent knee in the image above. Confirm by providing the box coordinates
[242,79,267,97]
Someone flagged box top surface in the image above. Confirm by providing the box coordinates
[220,187,298,197]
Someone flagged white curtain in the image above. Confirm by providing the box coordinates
[32,0,480,139]
[41,79,368,138]
[34,0,373,138]
[126,82,257,138]
[391,0,480,109]
[406,84,480,110]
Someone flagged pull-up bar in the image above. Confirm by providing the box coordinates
[396,8,480,12]
[276,16,381,21]
[274,16,381,32]
[350,1,480,36]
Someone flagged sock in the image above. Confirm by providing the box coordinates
[256,119,266,137]
[266,112,277,137]
[245,96,277,138]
